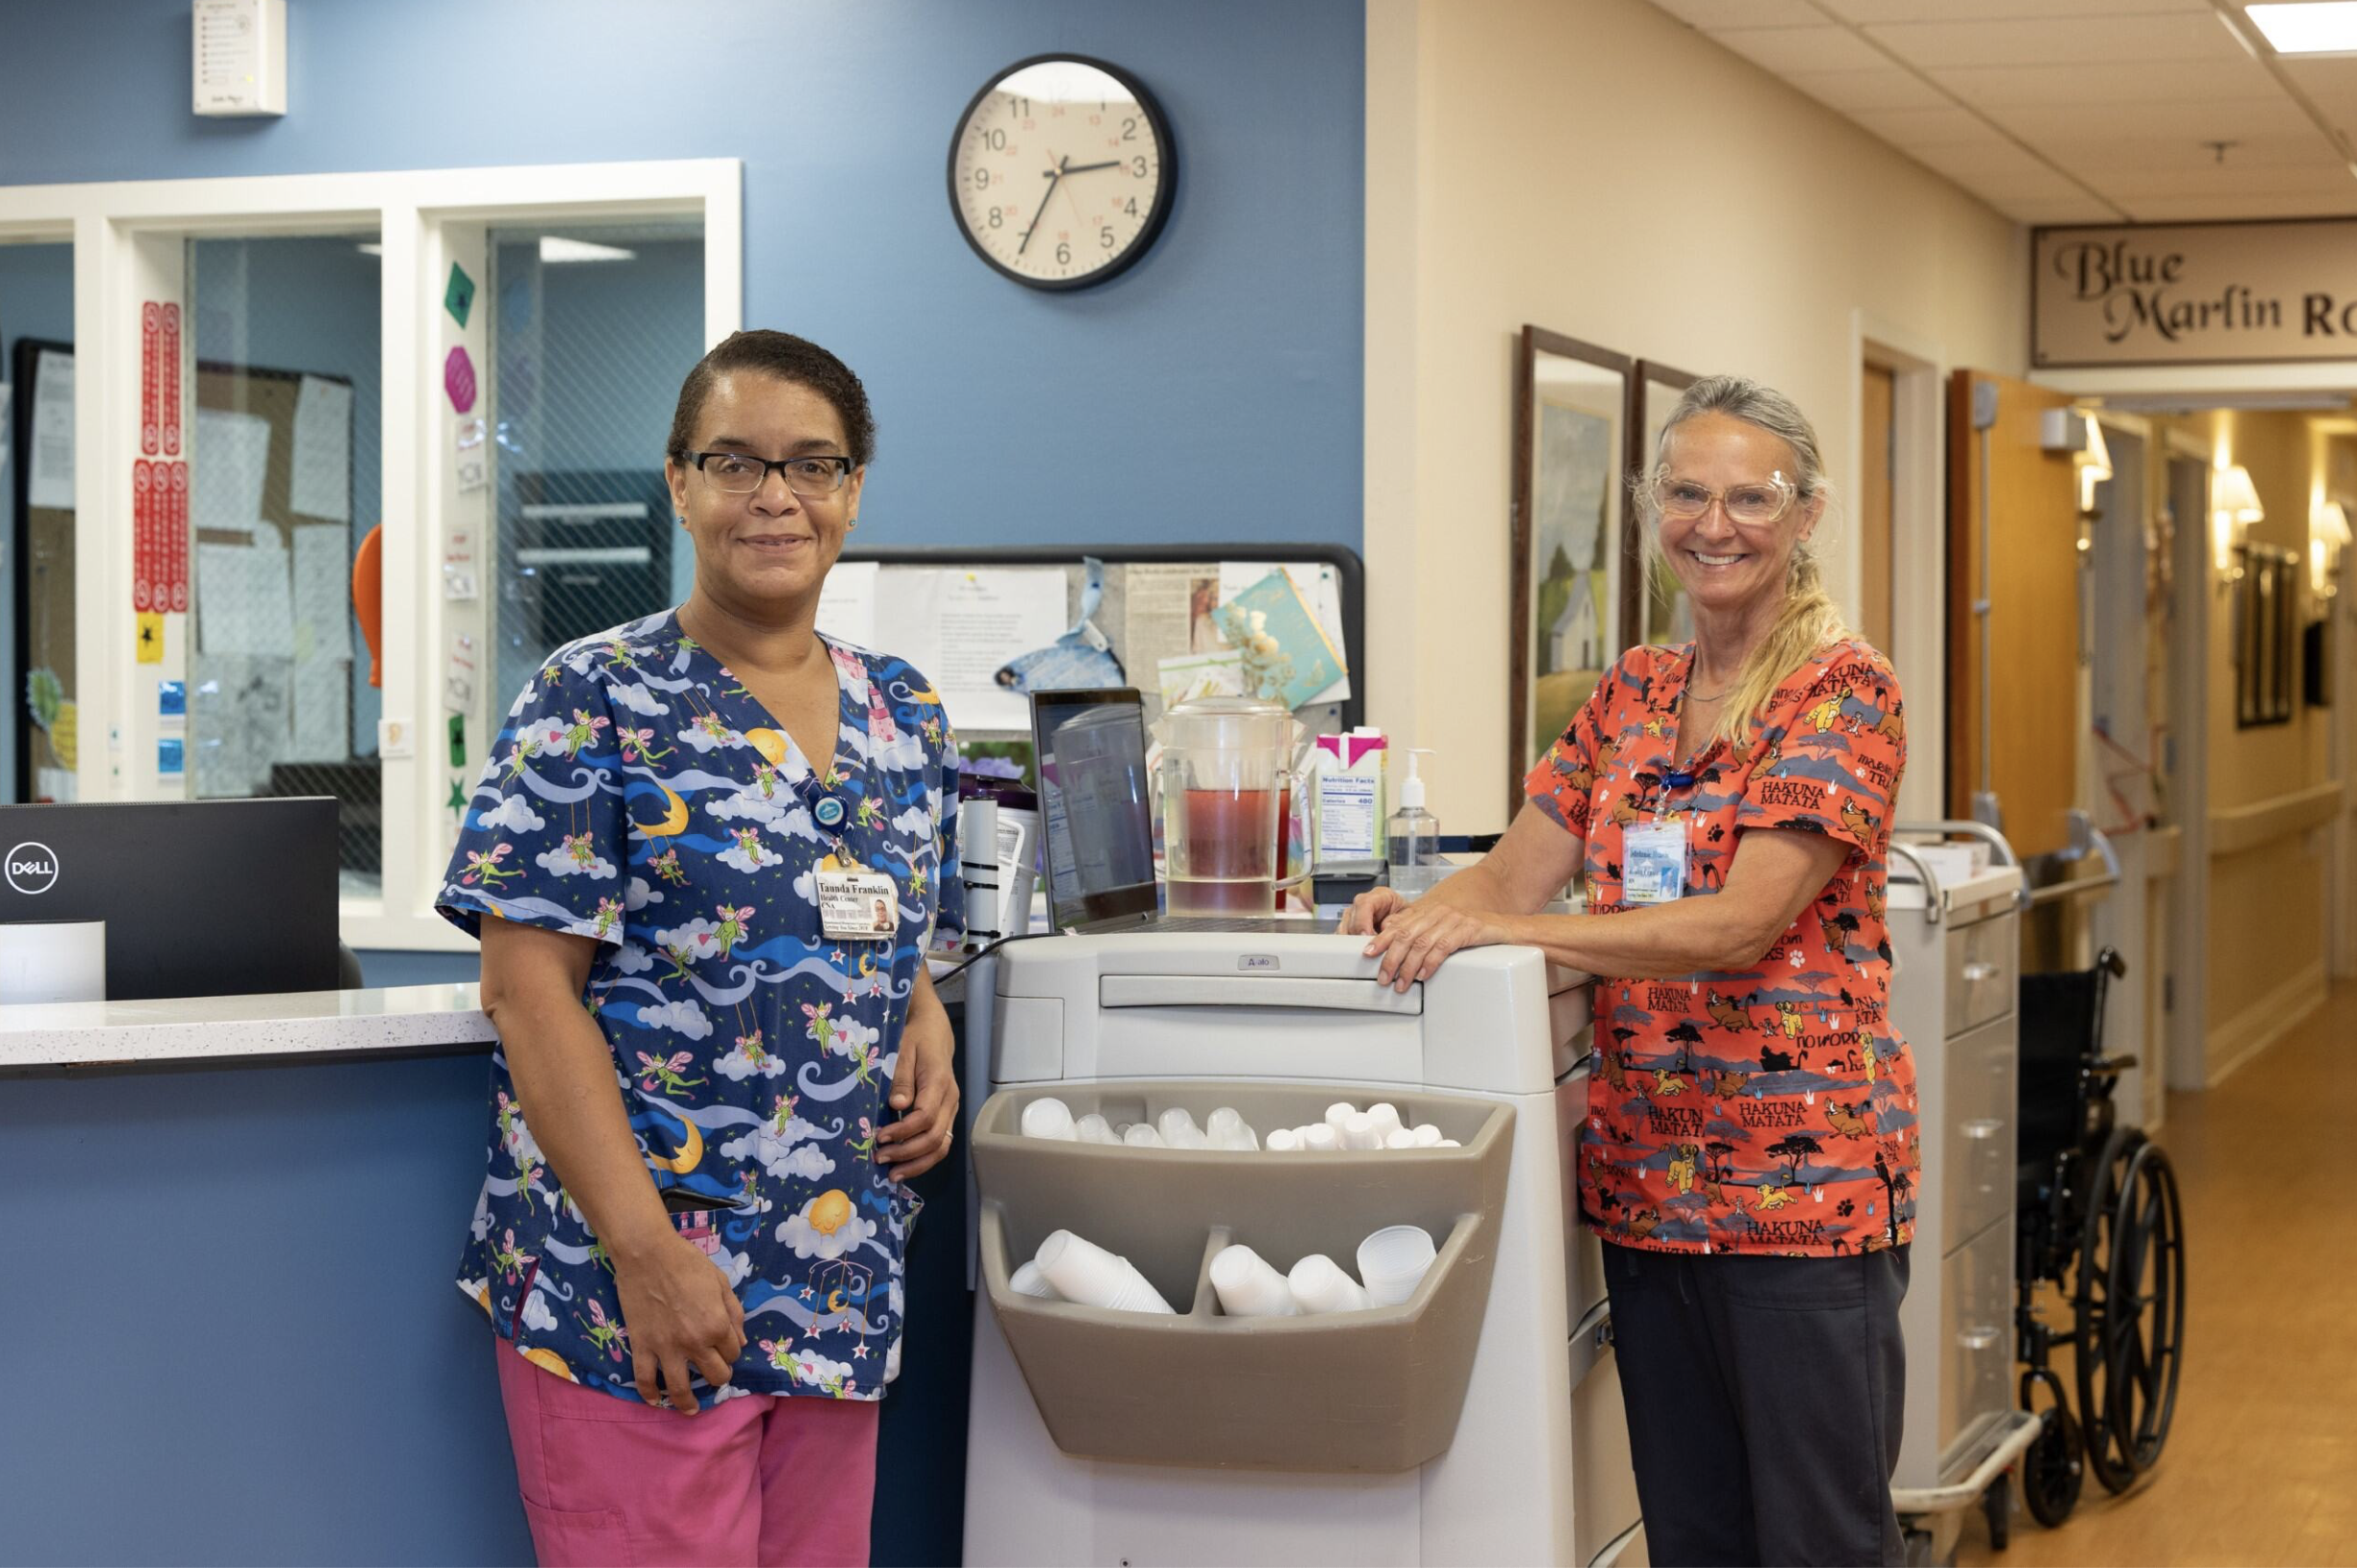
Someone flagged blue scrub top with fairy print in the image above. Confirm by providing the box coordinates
[437,608,962,1406]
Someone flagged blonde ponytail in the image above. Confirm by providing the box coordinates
[1709,544,1848,747]
[1629,373,1852,748]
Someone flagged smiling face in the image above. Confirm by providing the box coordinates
[665,370,864,619]
[1653,411,1824,621]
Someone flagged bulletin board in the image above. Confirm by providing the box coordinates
[186,360,358,801]
[9,338,76,802]
[833,542,1365,745]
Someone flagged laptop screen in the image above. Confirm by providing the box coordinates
[1029,689,1157,929]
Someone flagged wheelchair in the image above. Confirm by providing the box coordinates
[2005,947,2187,1536]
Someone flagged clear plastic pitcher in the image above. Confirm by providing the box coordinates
[1150,694,1308,916]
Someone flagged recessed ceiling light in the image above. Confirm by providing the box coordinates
[539,236,635,264]
[2246,3,2357,55]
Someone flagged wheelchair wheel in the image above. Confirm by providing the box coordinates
[2103,1141,2187,1478]
[2071,1127,2143,1494]
[2019,1370,2084,1529]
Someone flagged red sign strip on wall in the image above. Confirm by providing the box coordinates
[160,303,182,457]
[166,461,190,612]
[132,461,154,613]
[140,303,161,457]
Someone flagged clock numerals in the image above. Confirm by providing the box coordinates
[949,56,1173,291]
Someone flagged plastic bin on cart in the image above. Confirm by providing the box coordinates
[970,1079,1514,1474]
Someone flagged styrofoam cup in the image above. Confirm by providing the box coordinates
[1010,1260,1063,1300]
[1233,1123,1260,1151]
[1265,1127,1301,1153]
[1021,1098,1076,1140]
[1303,1124,1340,1154]
[1075,1113,1116,1145]
[1166,1123,1210,1150]
[1324,1100,1359,1130]
[1104,1261,1177,1315]
[1287,1252,1371,1315]
[1157,1107,1202,1144]
[1035,1229,1124,1303]
[1341,1112,1383,1151]
[1411,1123,1444,1147]
[1206,1106,1244,1140]
[1367,1102,1404,1134]
[1356,1225,1438,1306]
[1383,1127,1419,1150]
[1210,1244,1301,1318]
[1123,1125,1166,1149]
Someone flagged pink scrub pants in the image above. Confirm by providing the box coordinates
[495,1343,880,1567]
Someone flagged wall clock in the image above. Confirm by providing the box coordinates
[948,54,1175,290]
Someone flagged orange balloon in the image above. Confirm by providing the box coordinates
[351,523,385,688]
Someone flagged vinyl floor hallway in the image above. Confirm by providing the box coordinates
[1954,977,2357,1568]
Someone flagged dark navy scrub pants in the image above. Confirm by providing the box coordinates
[1602,1241,1911,1567]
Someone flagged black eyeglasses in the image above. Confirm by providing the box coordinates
[682,451,853,497]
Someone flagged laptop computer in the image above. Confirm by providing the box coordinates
[1027,688,1321,935]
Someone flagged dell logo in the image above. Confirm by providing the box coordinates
[6,841,60,896]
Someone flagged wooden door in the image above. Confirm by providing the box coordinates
[1860,363,1895,655]
[1947,369,2079,860]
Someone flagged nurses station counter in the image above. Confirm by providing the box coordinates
[958,933,1637,1568]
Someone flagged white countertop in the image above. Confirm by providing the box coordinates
[0,983,493,1071]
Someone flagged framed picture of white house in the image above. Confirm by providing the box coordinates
[1626,358,1700,648]
[1509,325,1631,813]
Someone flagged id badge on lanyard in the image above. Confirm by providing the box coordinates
[1621,770,1693,905]
[817,857,900,942]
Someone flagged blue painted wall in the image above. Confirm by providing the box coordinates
[0,242,75,803]
[0,2,1363,1559]
[0,0,1366,552]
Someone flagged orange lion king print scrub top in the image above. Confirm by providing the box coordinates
[1524,639,1917,1257]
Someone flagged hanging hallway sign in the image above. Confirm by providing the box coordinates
[2034,218,2357,368]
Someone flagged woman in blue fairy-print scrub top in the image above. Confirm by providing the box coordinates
[437,331,962,1568]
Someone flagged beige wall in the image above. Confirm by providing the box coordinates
[2149,409,2337,1061]
[1365,0,2028,831]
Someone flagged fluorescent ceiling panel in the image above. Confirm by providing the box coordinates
[2247,3,2357,54]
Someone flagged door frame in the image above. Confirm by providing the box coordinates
[1852,311,1946,829]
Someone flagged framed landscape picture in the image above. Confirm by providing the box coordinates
[1510,326,1630,813]
[1626,358,1700,648]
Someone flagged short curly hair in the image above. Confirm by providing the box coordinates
[665,329,876,470]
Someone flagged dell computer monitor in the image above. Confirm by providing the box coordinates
[0,797,341,1000]
[1028,689,1157,930]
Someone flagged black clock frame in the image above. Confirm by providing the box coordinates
[945,52,1177,292]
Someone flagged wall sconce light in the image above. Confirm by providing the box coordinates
[2212,464,2263,574]
[2314,500,2351,598]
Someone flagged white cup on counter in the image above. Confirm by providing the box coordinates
[1035,1229,1175,1315]
[1286,1252,1371,1315]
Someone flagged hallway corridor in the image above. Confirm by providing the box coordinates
[1957,978,2357,1567]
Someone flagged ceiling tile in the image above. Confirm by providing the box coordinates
[1648,0,1827,26]
[1983,95,2317,141]
[1849,105,2007,144]
[1906,139,2096,200]
[2003,196,2137,225]
[1782,65,1954,112]
[1711,24,1895,75]
[2057,132,2347,176]
[1862,12,2245,68]
[1820,0,2205,19]
[1931,58,2280,107]
[2118,192,2357,220]
[2087,164,2357,199]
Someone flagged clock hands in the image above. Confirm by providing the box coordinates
[1059,159,1122,175]
[1018,154,1069,257]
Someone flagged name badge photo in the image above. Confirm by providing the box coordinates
[1621,820,1688,905]
[816,863,900,941]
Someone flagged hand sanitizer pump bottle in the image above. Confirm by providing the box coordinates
[1386,748,1444,897]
